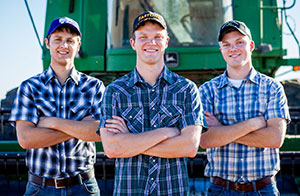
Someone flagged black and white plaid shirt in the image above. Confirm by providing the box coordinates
[10,66,104,178]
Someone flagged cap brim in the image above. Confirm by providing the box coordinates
[218,26,247,41]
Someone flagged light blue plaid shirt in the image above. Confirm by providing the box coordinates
[9,66,105,178]
[199,69,290,182]
[98,66,204,195]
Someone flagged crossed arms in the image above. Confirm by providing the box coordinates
[199,111,287,149]
[16,116,100,149]
[100,116,202,158]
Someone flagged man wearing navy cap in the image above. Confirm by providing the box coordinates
[9,17,103,195]
[98,11,204,195]
[199,20,290,195]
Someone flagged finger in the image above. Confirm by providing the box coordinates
[112,116,127,126]
[111,116,128,130]
[204,111,212,116]
[105,123,122,130]
[106,119,121,124]
[106,128,120,134]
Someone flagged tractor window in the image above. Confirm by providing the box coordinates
[107,0,233,49]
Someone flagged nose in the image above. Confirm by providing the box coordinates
[229,43,238,50]
[60,40,68,48]
[147,38,156,44]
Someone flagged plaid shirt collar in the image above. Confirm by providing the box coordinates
[128,65,175,87]
[41,65,80,85]
[218,68,259,89]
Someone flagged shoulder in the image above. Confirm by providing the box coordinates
[169,71,198,90]
[19,72,46,91]
[77,72,104,87]
[199,74,223,91]
[106,71,133,90]
[255,72,283,89]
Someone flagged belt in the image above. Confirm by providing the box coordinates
[212,176,275,192]
[28,169,94,189]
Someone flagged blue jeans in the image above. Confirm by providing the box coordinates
[207,182,280,196]
[24,177,100,196]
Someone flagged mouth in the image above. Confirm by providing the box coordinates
[58,51,69,55]
[144,48,158,53]
[229,54,240,58]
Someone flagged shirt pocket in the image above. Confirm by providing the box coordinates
[35,98,56,117]
[250,92,268,117]
[120,104,144,133]
[159,104,182,127]
[69,101,91,120]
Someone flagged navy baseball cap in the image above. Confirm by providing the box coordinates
[218,20,252,41]
[46,17,81,38]
[132,11,167,34]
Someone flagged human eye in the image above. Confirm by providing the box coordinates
[139,35,147,39]
[53,37,61,42]
[222,43,230,48]
[155,35,163,40]
[237,40,245,47]
[67,39,75,44]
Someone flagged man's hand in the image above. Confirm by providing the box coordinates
[204,111,222,127]
[105,116,130,134]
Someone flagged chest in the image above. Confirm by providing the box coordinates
[33,82,92,120]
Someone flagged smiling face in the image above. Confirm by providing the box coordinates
[220,30,254,71]
[130,21,169,67]
[45,29,81,68]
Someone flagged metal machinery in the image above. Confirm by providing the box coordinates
[1,0,300,195]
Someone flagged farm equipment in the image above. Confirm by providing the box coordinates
[1,0,300,195]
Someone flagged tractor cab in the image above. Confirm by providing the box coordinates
[108,0,233,49]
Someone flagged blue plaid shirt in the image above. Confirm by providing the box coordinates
[98,66,204,195]
[199,69,290,182]
[9,66,105,178]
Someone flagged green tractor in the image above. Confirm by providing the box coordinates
[1,0,300,195]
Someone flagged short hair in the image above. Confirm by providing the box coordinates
[47,25,81,40]
[131,21,168,40]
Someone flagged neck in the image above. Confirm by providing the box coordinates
[227,64,253,80]
[136,62,164,86]
[51,62,74,85]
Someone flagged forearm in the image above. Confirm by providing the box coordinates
[16,121,72,149]
[143,125,202,158]
[200,116,266,148]
[235,118,286,148]
[100,127,174,158]
[39,117,100,142]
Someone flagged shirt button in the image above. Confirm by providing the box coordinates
[152,108,156,110]
[152,89,155,92]
[129,115,132,118]
[154,125,157,128]
[60,106,64,109]
[153,159,156,162]
[151,178,154,181]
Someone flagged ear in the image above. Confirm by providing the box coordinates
[76,40,81,52]
[44,38,50,49]
[165,35,170,49]
[250,40,255,52]
[130,38,136,50]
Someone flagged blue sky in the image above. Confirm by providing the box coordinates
[0,0,299,101]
